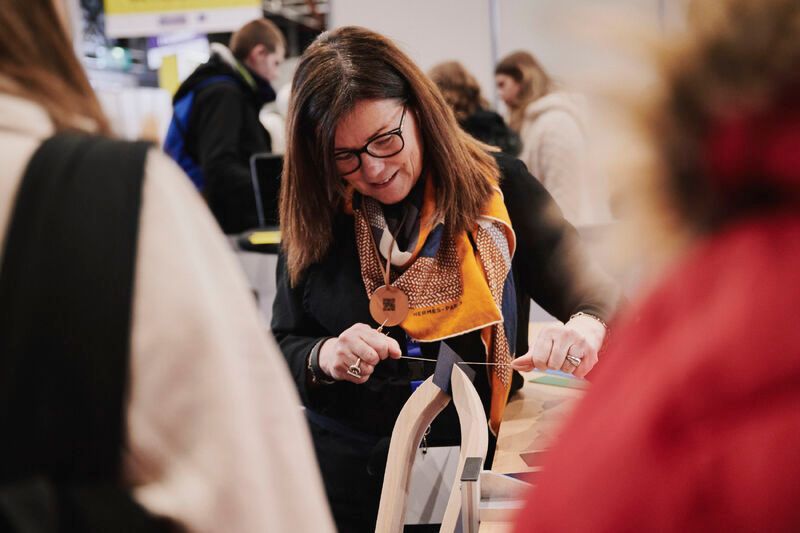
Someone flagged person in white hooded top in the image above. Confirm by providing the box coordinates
[0,1,334,531]
[495,51,601,226]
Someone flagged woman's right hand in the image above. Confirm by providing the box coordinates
[318,323,402,383]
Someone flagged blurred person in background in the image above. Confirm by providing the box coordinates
[514,0,800,530]
[495,51,592,225]
[273,26,620,532]
[170,18,285,234]
[259,83,293,154]
[0,1,333,531]
[428,60,521,156]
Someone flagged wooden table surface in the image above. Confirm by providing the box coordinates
[479,323,587,532]
[491,369,585,474]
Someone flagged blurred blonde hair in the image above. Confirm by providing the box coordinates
[495,51,553,132]
[615,0,800,267]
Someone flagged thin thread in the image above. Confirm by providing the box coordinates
[398,355,512,367]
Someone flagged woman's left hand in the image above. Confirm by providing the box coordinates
[510,314,607,378]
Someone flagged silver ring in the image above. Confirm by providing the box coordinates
[565,355,582,367]
[346,357,362,378]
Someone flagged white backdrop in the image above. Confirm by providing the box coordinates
[330,0,687,107]
[329,0,496,104]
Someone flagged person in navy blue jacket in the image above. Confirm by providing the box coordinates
[172,19,285,233]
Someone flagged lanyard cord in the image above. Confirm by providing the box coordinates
[361,203,412,288]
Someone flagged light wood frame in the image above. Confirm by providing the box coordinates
[376,364,489,533]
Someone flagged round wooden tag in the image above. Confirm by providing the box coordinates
[369,285,409,326]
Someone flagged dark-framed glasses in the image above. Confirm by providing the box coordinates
[334,105,407,176]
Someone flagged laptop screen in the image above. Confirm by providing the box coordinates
[249,153,283,228]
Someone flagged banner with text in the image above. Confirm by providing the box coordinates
[104,0,261,38]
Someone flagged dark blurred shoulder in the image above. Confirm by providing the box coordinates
[461,109,521,157]
[490,151,542,193]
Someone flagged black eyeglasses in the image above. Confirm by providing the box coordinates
[334,105,407,176]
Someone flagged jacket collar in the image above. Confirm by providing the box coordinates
[0,91,54,140]
[209,43,276,106]
[210,43,256,89]
[524,91,586,123]
[0,76,99,138]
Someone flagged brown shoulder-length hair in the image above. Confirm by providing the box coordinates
[428,61,489,122]
[0,0,110,134]
[281,26,499,285]
[495,51,553,132]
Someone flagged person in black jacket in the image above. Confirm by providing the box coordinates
[429,60,521,156]
[272,26,620,532]
[173,18,285,233]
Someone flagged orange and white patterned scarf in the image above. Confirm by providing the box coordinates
[354,176,517,433]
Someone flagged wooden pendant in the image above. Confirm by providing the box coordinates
[369,285,409,326]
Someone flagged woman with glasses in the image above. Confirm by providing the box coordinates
[272,26,620,531]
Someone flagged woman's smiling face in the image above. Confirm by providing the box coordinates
[334,98,424,205]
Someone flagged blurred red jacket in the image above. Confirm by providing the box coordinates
[514,211,800,532]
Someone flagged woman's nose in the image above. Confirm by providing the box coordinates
[361,153,385,179]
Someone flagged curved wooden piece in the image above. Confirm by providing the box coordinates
[375,376,451,533]
[440,364,489,532]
